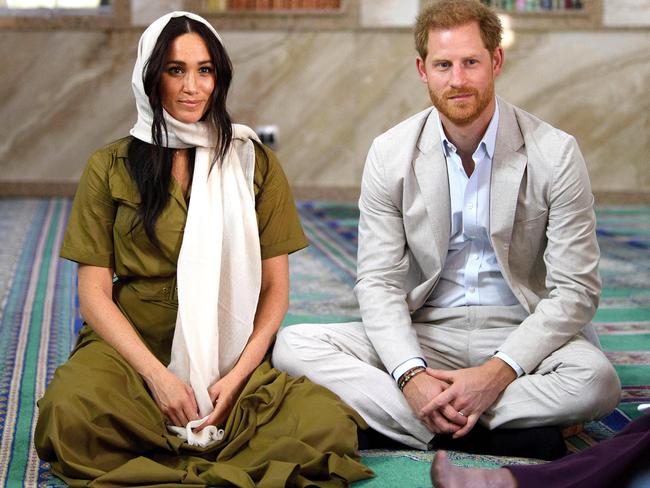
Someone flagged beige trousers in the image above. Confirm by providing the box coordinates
[272,305,621,450]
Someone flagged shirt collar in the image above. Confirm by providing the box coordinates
[436,100,500,160]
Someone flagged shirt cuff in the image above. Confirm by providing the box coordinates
[494,351,525,377]
[392,357,427,382]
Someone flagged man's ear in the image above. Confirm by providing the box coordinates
[416,56,428,84]
[492,46,504,76]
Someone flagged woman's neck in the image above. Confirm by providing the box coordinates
[171,149,191,196]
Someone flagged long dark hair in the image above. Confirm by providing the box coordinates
[128,16,233,247]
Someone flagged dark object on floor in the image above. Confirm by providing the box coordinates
[357,427,413,450]
[507,414,650,488]
[430,424,567,461]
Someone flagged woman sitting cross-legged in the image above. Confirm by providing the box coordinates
[34,11,372,487]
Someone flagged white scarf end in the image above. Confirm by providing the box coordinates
[167,416,225,447]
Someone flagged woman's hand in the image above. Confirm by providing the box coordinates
[194,372,246,431]
[145,366,200,427]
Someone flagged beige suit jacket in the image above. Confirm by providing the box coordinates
[354,97,601,375]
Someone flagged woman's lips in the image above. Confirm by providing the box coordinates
[178,100,202,108]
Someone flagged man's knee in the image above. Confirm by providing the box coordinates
[573,355,621,420]
[272,324,312,374]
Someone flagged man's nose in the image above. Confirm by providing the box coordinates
[449,65,467,87]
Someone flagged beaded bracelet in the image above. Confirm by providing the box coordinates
[398,366,426,391]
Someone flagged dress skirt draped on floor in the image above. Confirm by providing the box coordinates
[35,333,371,487]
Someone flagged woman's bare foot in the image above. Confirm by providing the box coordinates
[431,451,518,488]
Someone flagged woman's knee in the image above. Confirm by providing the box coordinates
[35,367,94,458]
[35,342,134,453]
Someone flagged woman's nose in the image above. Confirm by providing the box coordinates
[183,73,198,94]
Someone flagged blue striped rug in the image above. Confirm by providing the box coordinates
[0,198,648,487]
[0,199,75,487]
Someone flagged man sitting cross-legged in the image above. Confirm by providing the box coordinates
[273,0,620,458]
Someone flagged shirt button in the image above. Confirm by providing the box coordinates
[468,287,476,293]
[473,254,480,260]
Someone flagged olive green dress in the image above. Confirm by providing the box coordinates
[34,137,372,487]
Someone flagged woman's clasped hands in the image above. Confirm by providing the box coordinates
[146,365,245,431]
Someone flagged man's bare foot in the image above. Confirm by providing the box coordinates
[431,450,518,488]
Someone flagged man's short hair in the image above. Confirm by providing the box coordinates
[415,0,503,60]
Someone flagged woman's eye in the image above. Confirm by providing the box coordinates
[199,66,214,74]
[168,66,183,75]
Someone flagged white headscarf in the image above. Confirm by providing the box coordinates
[130,11,262,447]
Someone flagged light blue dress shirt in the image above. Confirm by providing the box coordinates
[428,102,518,307]
[393,103,525,382]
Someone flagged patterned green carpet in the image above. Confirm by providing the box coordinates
[0,199,647,487]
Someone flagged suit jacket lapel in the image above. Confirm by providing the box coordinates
[490,98,527,275]
[413,110,450,275]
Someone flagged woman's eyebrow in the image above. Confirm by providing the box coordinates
[165,60,213,65]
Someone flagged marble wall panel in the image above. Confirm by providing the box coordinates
[0,28,648,195]
[131,0,184,26]
[225,31,429,187]
[604,0,650,27]
[499,31,650,192]
[226,30,649,193]
[0,31,138,182]
[360,0,420,28]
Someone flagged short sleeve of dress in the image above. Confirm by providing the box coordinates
[60,147,117,268]
[253,143,309,260]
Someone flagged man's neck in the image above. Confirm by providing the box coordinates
[440,99,496,160]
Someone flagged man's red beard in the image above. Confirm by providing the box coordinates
[430,83,494,126]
